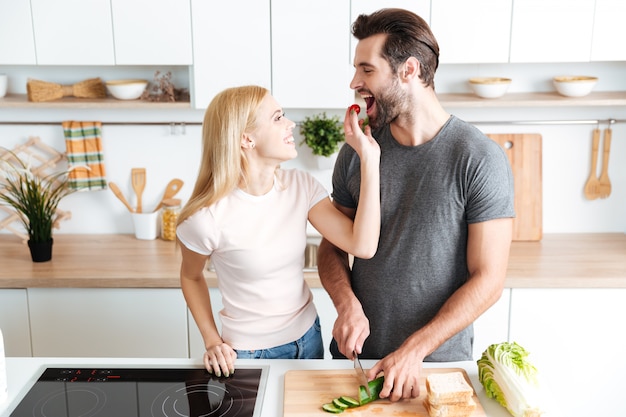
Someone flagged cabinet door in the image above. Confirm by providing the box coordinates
[111,0,192,65]
[510,0,595,63]
[472,289,510,360]
[30,0,115,65]
[509,289,626,417]
[0,289,31,356]
[350,1,431,65]
[0,0,36,65]
[271,0,352,109]
[190,0,271,109]
[188,288,223,359]
[28,288,189,358]
[431,0,512,64]
[591,0,626,61]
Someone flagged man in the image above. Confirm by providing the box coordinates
[317,8,515,402]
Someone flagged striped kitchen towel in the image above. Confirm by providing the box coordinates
[62,121,107,190]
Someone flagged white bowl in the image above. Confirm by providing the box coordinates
[105,79,148,100]
[468,77,512,98]
[553,76,597,97]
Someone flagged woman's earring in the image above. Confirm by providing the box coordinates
[250,142,255,149]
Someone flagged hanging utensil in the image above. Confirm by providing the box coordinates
[598,127,612,198]
[109,182,134,212]
[153,178,184,212]
[131,168,146,213]
[583,128,601,200]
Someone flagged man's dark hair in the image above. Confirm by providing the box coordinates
[352,8,440,88]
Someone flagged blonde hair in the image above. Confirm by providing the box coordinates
[178,85,269,225]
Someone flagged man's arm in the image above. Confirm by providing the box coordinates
[368,217,513,402]
[317,203,370,359]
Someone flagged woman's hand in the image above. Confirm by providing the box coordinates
[343,105,380,162]
[204,341,237,377]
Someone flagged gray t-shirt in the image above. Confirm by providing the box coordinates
[330,115,515,361]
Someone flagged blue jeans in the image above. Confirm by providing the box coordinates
[234,316,324,359]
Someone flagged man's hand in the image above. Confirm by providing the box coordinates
[366,345,423,401]
[332,301,370,359]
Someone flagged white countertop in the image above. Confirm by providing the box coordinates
[0,357,511,417]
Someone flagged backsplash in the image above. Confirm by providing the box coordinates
[1,62,625,236]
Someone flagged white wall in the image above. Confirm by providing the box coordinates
[1,62,625,236]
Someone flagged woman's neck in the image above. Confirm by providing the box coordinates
[239,164,276,196]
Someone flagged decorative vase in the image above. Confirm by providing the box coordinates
[28,239,53,262]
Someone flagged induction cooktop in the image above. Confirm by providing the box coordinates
[9,365,269,417]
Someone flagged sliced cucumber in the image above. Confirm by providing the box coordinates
[322,376,385,413]
[337,395,360,408]
[322,403,344,414]
[332,398,349,409]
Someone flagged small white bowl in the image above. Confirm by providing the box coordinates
[105,79,148,100]
[468,77,512,98]
[553,76,598,97]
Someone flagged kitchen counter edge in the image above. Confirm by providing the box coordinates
[0,233,625,289]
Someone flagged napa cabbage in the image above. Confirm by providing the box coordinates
[477,342,546,417]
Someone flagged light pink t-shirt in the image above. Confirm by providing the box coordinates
[177,169,328,350]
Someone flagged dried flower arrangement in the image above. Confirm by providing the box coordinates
[140,71,190,102]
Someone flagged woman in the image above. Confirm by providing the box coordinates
[176,85,380,377]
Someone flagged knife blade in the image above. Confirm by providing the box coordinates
[353,351,371,396]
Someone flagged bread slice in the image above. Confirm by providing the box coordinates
[424,397,477,417]
[425,371,474,406]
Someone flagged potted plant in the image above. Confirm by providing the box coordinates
[0,149,76,262]
[299,112,344,169]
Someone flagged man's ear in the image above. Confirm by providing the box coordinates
[401,57,420,81]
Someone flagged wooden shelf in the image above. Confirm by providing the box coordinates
[2,91,626,110]
[438,91,626,108]
[0,93,191,109]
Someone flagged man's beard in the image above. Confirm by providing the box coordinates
[368,77,409,130]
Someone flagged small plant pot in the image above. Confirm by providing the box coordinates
[28,239,53,262]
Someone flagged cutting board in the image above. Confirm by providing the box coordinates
[486,134,542,241]
[284,368,486,416]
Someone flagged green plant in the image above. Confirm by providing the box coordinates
[300,112,344,157]
[0,150,76,243]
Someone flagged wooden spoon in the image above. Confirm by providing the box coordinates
[583,129,601,200]
[154,178,184,212]
[109,182,134,212]
[598,128,612,198]
[131,168,146,213]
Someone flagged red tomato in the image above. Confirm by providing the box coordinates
[349,104,361,114]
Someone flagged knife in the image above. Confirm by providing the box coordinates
[353,351,371,396]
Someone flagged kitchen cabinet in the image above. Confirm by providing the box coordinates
[509,288,626,417]
[591,0,626,61]
[510,0,595,63]
[111,0,192,65]
[188,288,338,360]
[271,0,353,109]
[0,289,31,356]
[349,1,431,65]
[188,288,224,359]
[472,289,510,360]
[190,0,271,109]
[30,0,115,65]
[28,288,189,358]
[0,0,36,65]
[431,0,512,64]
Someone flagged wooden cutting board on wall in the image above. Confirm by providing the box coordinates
[284,368,486,416]
[486,134,543,241]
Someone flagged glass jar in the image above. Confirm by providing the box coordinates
[160,198,181,241]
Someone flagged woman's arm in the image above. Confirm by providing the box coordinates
[308,107,380,258]
[179,242,236,376]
